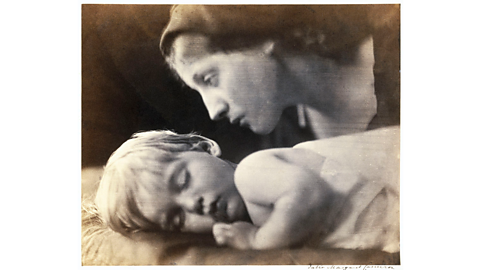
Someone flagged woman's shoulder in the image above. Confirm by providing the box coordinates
[294,126,400,155]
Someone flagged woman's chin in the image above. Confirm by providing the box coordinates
[247,112,283,135]
[249,122,276,135]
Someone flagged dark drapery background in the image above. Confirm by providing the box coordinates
[82,4,316,168]
[82,4,399,167]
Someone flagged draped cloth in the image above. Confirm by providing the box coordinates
[294,126,400,253]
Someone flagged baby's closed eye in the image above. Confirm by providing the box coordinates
[175,169,190,190]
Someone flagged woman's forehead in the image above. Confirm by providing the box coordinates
[171,34,216,88]
[172,33,211,66]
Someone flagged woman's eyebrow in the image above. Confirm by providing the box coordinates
[193,73,204,85]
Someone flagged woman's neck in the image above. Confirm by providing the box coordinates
[283,36,377,137]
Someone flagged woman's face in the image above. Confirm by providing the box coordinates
[170,34,291,135]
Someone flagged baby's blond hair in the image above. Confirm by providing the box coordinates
[95,130,221,236]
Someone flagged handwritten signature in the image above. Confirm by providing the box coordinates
[308,265,395,270]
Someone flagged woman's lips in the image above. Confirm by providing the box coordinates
[239,118,249,128]
[230,117,241,125]
[230,115,247,127]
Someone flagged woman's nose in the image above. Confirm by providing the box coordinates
[203,94,229,121]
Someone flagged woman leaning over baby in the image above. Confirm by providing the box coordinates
[159,5,400,138]
[156,5,401,252]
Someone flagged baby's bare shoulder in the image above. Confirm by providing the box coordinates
[234,149,285,195]
[238,148,321,168]
[234,148,325,203]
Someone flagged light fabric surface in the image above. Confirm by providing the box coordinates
[81,127,401,264]
[295,126,400,252]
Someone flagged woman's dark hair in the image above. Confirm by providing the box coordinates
[160,5,378,65]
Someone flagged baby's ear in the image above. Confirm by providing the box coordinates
[191,139,222,157]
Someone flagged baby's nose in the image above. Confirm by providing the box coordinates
[194,197,204,215]
[179,196,204,215]
[203,200,217,216]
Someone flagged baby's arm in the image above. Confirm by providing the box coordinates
[214,148,333,250]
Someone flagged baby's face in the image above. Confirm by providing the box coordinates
[140,151,249,233]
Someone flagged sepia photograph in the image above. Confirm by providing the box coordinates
[5,1,480,269]
[81,4,401,266]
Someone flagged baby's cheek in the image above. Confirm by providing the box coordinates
[182,213,215,233]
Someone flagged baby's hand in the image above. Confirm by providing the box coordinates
[213,222,258,250]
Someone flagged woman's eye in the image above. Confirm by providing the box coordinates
[202,73,218,87]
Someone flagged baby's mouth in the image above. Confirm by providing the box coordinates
[210,196,229,222]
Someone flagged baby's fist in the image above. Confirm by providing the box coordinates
[213,222,258,250]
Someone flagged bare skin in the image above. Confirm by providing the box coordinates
[171,34,377,137]
[213,148,334,249]
[212,126,400,251]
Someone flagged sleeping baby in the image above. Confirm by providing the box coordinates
[95,127,400,252]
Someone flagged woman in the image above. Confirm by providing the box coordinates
[160,5,400,138]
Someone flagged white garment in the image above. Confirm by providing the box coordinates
[294,126,400,253]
